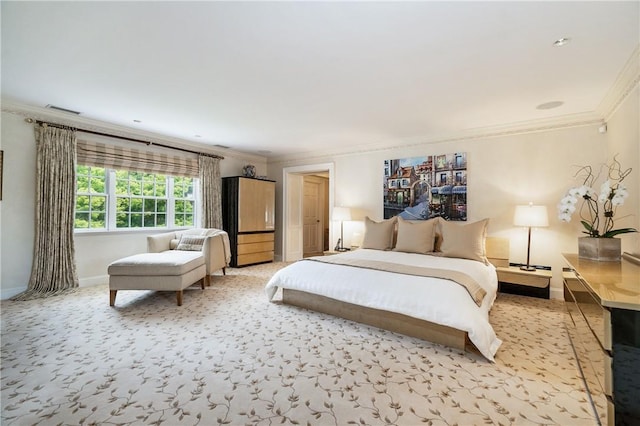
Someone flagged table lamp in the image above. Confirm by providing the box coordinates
[514,203,549,271]
[333,206,352,252]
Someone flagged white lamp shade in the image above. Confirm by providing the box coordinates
[333,206,352,221]
[514,204,549,227]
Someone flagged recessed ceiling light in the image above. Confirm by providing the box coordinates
[194,135,202,138]
[536,101,564,110]
[553,37,571,47]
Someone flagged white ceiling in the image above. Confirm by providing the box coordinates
[2,1,639,159]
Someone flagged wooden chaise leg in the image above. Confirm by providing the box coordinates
[201,276,206,289]
[222,267,226,276]
[110,290,117,307]
[176,290,183,306]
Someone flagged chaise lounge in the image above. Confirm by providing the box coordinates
[108,228,231,306]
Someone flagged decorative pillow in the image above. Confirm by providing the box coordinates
[176,235,206,251]
[393,217,437,254]
[361,216,397,250]
[439,218,489,264]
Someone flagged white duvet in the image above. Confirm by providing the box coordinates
[265,249,502,361]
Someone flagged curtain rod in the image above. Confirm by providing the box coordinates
[25,118,224,160]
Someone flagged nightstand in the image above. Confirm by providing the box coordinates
[496,266,552,299]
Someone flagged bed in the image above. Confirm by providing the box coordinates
[265,217,509,361]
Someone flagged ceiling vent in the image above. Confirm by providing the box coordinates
[45,104,81,115]
[213,144,230,149]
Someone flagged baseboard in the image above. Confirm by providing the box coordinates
[1,275,108,300]
[1,286,27,300]
[79,275,109,287]
[550,287,564,300]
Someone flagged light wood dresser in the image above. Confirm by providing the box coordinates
[222,177,276,267]
[562,253,640,426]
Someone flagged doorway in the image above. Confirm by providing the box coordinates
[303,174,329,257]
[282,163,335,262]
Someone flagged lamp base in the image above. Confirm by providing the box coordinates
[336,247,350,252]
[520,265,536,272]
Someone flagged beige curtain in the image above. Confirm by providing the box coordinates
[14,124,79,300]
[199,155,222,229]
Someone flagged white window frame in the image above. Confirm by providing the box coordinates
[75,166,199,233]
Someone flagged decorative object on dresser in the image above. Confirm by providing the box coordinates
[563,253,640,426]
[332,206,352,252]
[222,176,275,267]
[558,156,636,261]
[241,164,256,178]
[513,203,549,271]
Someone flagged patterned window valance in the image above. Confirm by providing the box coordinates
[77,139,199,177]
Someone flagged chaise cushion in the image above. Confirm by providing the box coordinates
[108,252,204,276]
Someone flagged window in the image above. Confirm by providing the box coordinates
[75,166,198,231]
[115,171,168,228]
[75,165,107,229]
[173,176,196,227]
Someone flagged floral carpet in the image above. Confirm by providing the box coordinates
[1,262,597,425]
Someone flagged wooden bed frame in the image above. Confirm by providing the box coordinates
[282,237,510,353]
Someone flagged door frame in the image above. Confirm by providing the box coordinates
[282,163,334,262]
[303,175,326,256]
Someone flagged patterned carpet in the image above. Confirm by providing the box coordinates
[1,262,597,425]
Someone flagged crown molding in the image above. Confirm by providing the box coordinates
[268,111,603,166]
[0,100,266,163]
[597,44,640,122]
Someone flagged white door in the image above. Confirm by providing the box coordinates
[303,178,323,256]
[284,174,304,261]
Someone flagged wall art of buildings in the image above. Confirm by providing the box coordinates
[383,152,467,221]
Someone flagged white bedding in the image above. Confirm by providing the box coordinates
[265,249,502,361]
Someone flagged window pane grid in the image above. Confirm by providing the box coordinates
[76,166,196,231]
[173,177,195,227]
[75,166,107,229]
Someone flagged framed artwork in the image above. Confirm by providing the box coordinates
[383,152,467,221]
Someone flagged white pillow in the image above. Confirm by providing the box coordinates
[361,216,397,250]
[393,217,437,254]
[439,218,489,264]
[176,235,206,251]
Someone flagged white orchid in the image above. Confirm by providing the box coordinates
[558,157,636,238]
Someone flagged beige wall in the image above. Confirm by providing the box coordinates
[1,85,637,299]
[268,94,639,298]
[0,111,267,298]
[605,85,639,255]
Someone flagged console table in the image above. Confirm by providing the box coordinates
[562,253,640,426]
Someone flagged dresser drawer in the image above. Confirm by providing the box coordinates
[237,251,274,266]
[565,272,612,351]
[237,241,275,255]
[564,280,612,399]
[238,233,274,244]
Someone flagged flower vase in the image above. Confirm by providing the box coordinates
[578,237,621,261]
